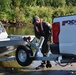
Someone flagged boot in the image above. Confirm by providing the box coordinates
[46,61,52,68]
[35,61,46,69]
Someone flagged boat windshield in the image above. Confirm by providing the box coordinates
[0,22,5,33]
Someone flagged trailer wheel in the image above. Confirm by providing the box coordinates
[16,45,33,66]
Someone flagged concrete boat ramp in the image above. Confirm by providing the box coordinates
[0,61,76,75]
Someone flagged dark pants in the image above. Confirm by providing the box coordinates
[41,37,49,54]
[41,35,51,64]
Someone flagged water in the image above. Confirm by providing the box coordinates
[5,26,34,35]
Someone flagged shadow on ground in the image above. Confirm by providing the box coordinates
[0,67,76,75]
[16,69,76,75]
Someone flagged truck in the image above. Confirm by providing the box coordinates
[50,14,76,65]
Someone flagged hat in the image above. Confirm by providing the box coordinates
[32,16,40,24]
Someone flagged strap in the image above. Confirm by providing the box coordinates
[35,23,44,32]
[41,22,44,31]
[35,26,39,32]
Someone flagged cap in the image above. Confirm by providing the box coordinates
[32,16,40,24]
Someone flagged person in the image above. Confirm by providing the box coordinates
[32,16,52,69]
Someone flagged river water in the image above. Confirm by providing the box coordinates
[5,26,34,35]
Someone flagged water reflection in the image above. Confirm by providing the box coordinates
[5,26,34,35]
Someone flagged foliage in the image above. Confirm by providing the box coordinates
[0,0,76,35]
[0,0,76,24]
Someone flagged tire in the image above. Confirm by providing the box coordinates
[16,45,33,66]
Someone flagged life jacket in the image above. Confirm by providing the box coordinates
[35,19,44,33]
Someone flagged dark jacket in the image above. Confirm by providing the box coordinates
[34,21,51,40]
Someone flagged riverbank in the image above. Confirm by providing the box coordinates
[0,20,29,28]
[0,20,34,35]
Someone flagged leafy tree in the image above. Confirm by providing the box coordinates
[36,0,45,7]
[22,0,37,6]
[13,0,21,7]
[44,0,51,6]
[0,0,12,11]
[66,0,76,6]
[51,0,66,7]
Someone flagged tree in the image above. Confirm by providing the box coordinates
[0,0,12,11]
[51,0,66,7]
[44,0,51,6]
[66,0,76,6]
[22,0,37,6]
[36,0,45,7]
